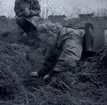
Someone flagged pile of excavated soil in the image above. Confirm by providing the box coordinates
[48,46,107,105]
[0,41,107,105]
[0,40,46,104]
[0,41,32,97]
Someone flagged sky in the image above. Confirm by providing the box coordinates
[0,0,107,17]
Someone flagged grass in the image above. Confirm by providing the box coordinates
[0,17,107,105]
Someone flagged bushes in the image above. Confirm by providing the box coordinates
[0,17,107,105]
[0,41,32,97]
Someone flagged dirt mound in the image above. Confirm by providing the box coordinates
[0,41,33,97]
[0,31,107,105]
[21,45,107,105]
[48,49,107,105]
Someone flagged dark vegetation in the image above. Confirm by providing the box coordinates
[0,16,107,105]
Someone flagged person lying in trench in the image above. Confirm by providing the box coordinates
[30,21,95,81]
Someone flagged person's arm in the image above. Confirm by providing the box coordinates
[14,0,21,17]
[29,0,41,16]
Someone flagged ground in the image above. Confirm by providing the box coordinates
[0,18,107,105]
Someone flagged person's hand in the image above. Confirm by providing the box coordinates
[19,11,25,17]
[30,72,39,77]
[43,74,50,80]
[24,8,31,16]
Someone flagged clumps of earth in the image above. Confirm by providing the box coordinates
[0,37,107,105]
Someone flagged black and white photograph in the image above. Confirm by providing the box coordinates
[0,0,107,105]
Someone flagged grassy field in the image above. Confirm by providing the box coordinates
[0,17,107,105]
